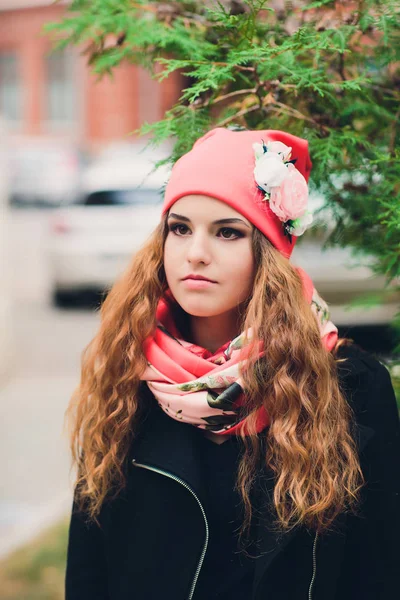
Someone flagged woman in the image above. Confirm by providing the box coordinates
[65,128,400,600]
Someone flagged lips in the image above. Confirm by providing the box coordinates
[182,274,217,283]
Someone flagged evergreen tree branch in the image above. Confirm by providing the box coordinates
[45,0,400,337]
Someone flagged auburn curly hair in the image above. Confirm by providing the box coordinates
[66,215,363,546]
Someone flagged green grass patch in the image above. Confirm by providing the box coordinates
[0,518,68,600]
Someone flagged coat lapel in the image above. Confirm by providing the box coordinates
[129,387,207,504]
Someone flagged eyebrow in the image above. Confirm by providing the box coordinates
[168,213,251,229]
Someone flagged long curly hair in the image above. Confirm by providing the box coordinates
[67,215,363,541]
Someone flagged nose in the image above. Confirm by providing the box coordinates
[186,230,212,265]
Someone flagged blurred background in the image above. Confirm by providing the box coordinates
[0,1,398,599]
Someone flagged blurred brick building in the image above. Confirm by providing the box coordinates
[0,0,183,151]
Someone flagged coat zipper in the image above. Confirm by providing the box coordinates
[132,459,209,600]
[308,532,319,600]
[132,459,319,600]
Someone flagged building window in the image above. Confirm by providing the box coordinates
[0,52,22,121]
[45,49,76,123]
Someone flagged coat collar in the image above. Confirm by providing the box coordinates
[129,394,300,590]
[129,386,207,501]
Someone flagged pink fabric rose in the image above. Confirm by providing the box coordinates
[269,164,308,221]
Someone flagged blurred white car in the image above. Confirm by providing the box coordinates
[292,240,399,326]
[292,192,399,326]
[9,138,83,207]
[47,143,170,306]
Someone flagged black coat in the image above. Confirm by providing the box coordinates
[65,344,400,600]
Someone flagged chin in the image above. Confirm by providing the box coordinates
[177,297,226,318]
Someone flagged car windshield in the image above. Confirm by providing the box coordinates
[83,188,162,206]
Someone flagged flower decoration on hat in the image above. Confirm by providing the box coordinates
[253,140,313,240]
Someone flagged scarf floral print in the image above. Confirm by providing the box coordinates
[141,269,338,437]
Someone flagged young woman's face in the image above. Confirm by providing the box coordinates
[164,195,255,318]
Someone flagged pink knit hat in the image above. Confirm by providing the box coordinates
[162,127,312,258]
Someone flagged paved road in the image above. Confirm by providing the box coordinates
[0,208,99,557]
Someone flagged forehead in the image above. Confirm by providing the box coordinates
[169,195,251,226]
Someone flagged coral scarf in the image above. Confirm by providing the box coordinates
[142,267,338,437]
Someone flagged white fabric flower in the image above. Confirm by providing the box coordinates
[252,140,292,162]
[252,142,265,161]
[252,138,312,234]
[266,140,292,161]
[288,211,313,236]
[253,153,289,194]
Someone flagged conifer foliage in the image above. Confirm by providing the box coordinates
[47,1,399,319]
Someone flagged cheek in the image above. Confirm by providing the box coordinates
[163,236,178,280]
[227,244,254,277]
[222,246,255,299]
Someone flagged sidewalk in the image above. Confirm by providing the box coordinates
[0,374,76,559]
[0,299,99,559]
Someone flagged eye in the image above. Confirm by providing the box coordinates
[169,223,190,236]
[219,227,243,240]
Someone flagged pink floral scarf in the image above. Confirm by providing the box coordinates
[141,267,338,437]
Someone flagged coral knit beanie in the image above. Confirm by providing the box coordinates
[162,127,312,259]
